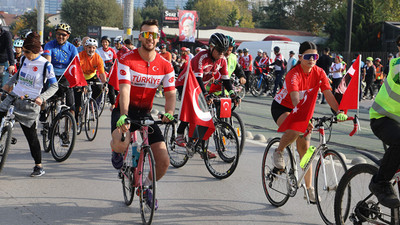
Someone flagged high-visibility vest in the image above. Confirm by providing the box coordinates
[370,57,400,122]
[227,53,237,77]
[375,64,383,80]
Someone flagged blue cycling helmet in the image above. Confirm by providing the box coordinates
[13,39,24,48]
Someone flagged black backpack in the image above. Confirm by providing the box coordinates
[16,56,50,93]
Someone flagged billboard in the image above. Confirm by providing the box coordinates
[178,10,198,43]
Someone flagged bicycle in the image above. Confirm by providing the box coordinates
[119,116,165,225]
[334,148,400,224]
[39,86,77,162]
[261,115,358,225]
[231,75,246,100]
[0,92,34,172]
[249,67,275,97]
[164,96,240,179]
[96,82,108,117]
[75,81,100,141]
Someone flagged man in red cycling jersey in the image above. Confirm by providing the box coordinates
[174,33,239,156]
[110,19,176,210]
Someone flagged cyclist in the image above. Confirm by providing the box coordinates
[174,33,239,155]
[159,44,171,62]
[362,57,376,100]
[271,41,344,203]
[239,48,252,92]
[75,38,106,121]
[98,36,117,73]
[225,36,246,85]
[374,58,384,91]
[43,23,78,114]
[369,54,400,208]
[109,19,176,210]
[113,36,129,60]
[123,39,135,50]
[271,46,285,97]
[1,32,58,176]
[13,39,24,70]
[72,37,81,48]
[254,49,263,77]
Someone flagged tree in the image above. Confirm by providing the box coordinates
[61,0,123,37]
[184,0,198,10]
[9,9,52,39]
[141,0,166,25]
[256,0,297,29]
[133,8,144,29]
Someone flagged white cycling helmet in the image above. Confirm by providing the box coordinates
[85,38,98,47]
[13,39,24,48]
[258,49,263,53]
[114,36,123,44]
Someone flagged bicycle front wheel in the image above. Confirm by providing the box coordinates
[203,121,239,179]
[228,111,245,155]
[250,76,263,97]
[97,86,107,117]
[0,125,12,173]
[84,98,99,141]
[50,111,76,162]
[139,147,156,225]
[314,149,347,224]
[261,137,294,207]
[164,123,188,168]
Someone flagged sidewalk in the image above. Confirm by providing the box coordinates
[359,99,374,110]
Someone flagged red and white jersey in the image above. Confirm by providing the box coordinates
[117,49,175,112]
[239,54,253,71]
[116,46,130,60]
[98,47,117,64]
[176,50,228,87]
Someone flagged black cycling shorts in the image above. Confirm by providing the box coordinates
[271,100,292,123]
[111,107,164,145]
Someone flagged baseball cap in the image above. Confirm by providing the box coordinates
[258,49,263,53]
[366,57,373,62]
[181,47,188,52]
[289,51,295,54]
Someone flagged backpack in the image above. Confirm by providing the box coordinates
[16,56,50,93]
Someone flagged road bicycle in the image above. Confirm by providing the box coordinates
[0,92,34,172]
[249,67,275,97]
[334,148,400,224]
[76,81,100,141]
[164,96,240,179]
[96,82,108,117]
[119,116,165,225]
[261,115,358,225]
[40,86,77,162]
[231,75,246,100]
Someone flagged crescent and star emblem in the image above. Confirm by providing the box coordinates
[192,86,212,122]
[68,65,76,76]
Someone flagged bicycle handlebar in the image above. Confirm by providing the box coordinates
[304,114,359,137]
[119,116,173,142]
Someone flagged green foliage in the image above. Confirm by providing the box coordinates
[9,9,52,38]
[133,8,144,29]
[184,0,198,10]
[257,0,297,29]
[61,0,123,37]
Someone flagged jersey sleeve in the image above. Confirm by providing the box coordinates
[220,58,229,80]
[162,66,175,92]
[319,69,331,92]
[286,70,300,93]
[96,54,105,74]
[117,61,131,85]
[46,62,57,84]
[43,42,52,56]
[192,56,203,78]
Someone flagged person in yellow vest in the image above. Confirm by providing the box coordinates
[369,56,400,208]
[374,58,384,91]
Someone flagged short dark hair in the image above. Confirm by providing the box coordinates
[140,19,159,31]
[323,47,330,53]
[124,39,132,45]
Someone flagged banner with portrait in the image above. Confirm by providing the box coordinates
[178,10,198,43]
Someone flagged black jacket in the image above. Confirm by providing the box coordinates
[0,28,15,65]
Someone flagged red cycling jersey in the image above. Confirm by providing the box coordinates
[176,50,229,87]
[274,64,331,109]
[117,49,175,112]
[98,47,117,64]
[239,54,253,71]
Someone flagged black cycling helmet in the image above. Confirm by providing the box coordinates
[226,35,236,47]
[243,48,249,53]
[73,37,81,45]
[209,33,229,52]
[55,23,71,34]
[101,36,111,43]
[273,46,280,53]
[160,43,166,49]
[237,49,243,54]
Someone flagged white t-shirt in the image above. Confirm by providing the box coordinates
[13,56,55,99]
[330,62,343,79]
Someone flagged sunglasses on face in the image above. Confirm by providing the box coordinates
[140,31,159,39]
[301,53,319,60]
[56,32,68,37]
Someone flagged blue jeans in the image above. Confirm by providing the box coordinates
[0,62,10,87]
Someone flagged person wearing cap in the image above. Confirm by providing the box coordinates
[0,21,15,86]
[178,47,189,72]
[270,46,285,96]
[329,55,344,91]
[363,57,376,99]
[253,49,263,77]
[384,53,393,78]
[374,58,384,91]
[239,48,253,92]
[1,32,58,177]
[286,51,297,72]
[159,44,171,62]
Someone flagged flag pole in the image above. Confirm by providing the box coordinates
[58,55,77,83]
[178,63,191,120]
[357,55,361,117]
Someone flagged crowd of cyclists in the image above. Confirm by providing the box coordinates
[2,17,400,222]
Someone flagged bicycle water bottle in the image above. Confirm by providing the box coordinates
[300,146,316,169]
[131,132,140,167]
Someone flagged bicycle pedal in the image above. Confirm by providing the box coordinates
[11,137,17,145]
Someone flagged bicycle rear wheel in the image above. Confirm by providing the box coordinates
[97,86,107,117]
[121,144,135,205]
[314,149,347,224]
[0,125,12,173]
[334,164,396,224]
[139,147,156,225]
[203,121,239,179]
[261,137,294,207]
[50,111,76,162]
[228,111,245,155]
[84,98,99,141]
[164,123,188,168]
[250,76,263,97]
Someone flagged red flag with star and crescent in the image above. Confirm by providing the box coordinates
[108,60,119,91]
[179,63,215,140]
[278,84,320,133]
[62,55,87,87]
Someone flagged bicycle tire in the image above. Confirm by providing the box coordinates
[76,108,83,135]
[261,137,294,207]
[314,149,347,224]
[250,76,263,97]
[139,147,156,225]
[203,121,239,179]
[164,123,189,168]
[41,107,55,152]
[236,84,246,100]
[121,167,135,206]
[50,111,77,162]
[97,87,107,117]
[84,98,99,141]
[0,125,12,173]
[228,111,245,155]
[334,163,390,225]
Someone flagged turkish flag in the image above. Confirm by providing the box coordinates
[108,60,119,91]
[278,85,320,133]
[179,64,215,140]
[335,55,361,112]
[219,98,231,118]
[62,55,87,87]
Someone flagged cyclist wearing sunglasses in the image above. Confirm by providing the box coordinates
[110,19,176,210]
[271,41,343,203]
[174,33,238,152]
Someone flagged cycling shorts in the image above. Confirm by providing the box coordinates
[271,100,292,123]
[111,107,164,145]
